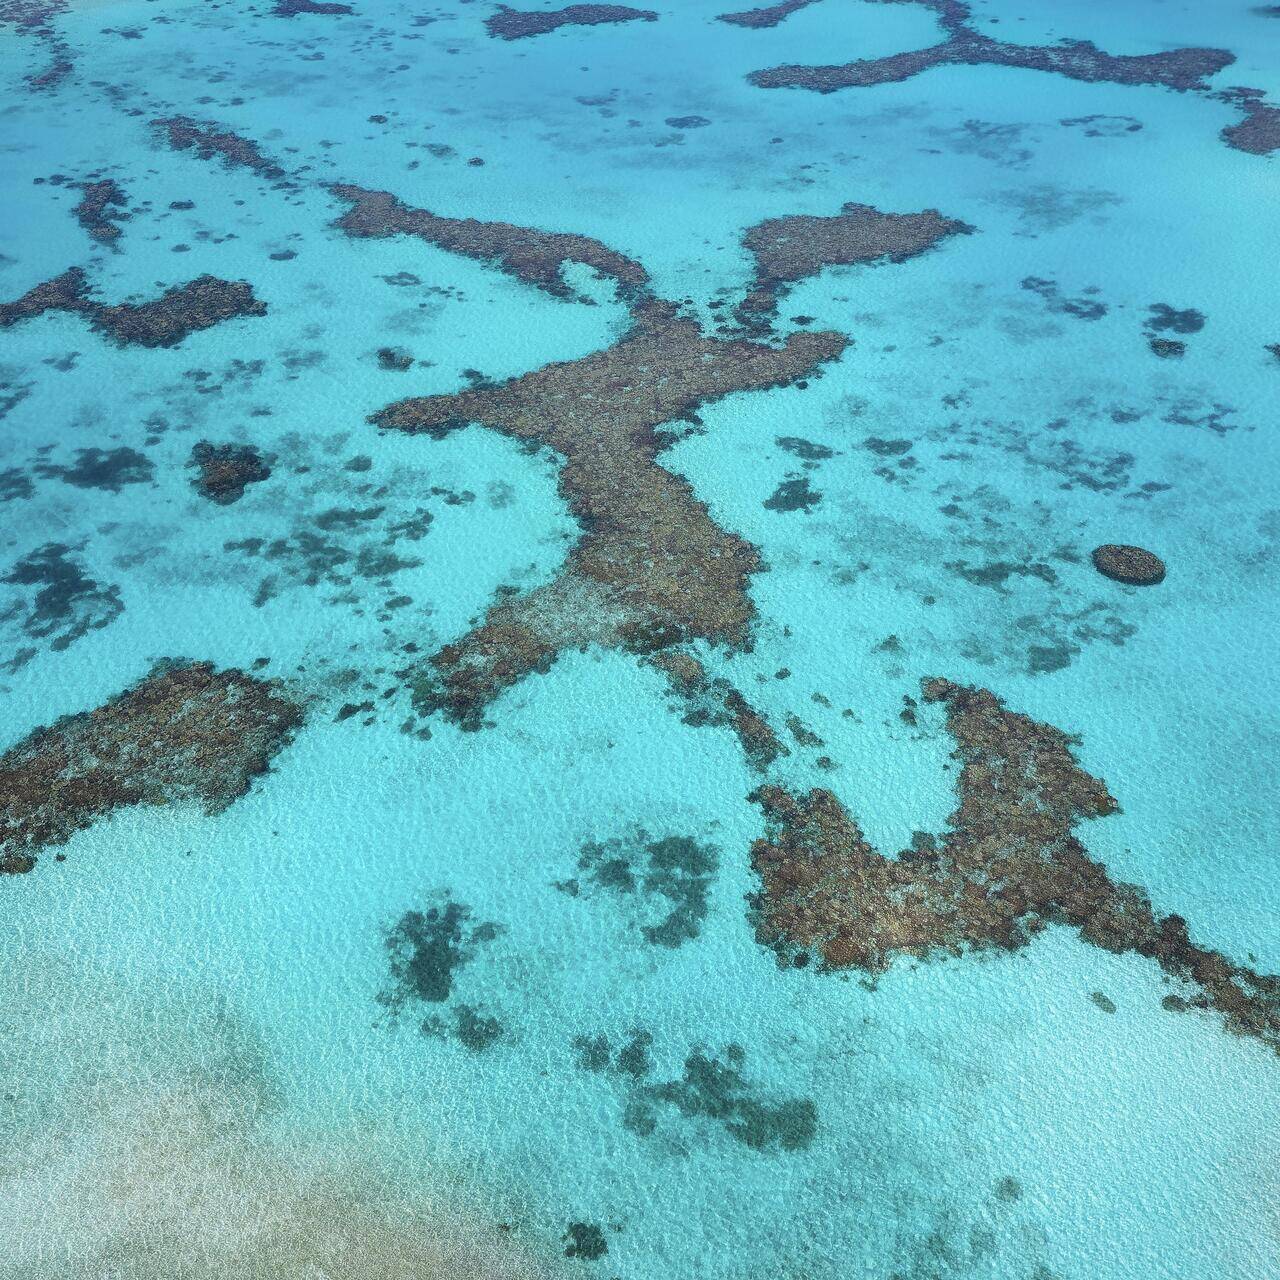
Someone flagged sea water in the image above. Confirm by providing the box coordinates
[1,1,1278,1277]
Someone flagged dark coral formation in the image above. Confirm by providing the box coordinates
[189,441,272,505]
[484,4,657,41]
[627,1044,817,1151]
[0,266,266,348]
[563,1223,608,1261]
[763,475,820,512]
[1145,302,1204,335]
[71,179,129,246]
[153,116,288,180]
[748,0,1232,94]
[423,1003,503,1052]
[575,1031,816,1151]
[648,650,786,769]
[749,679,1279,1054]
[377,346,414,371]
[1021,276,1106,321]
[0,662,301,871]
[2,542,123,655]
[717,0,821,28]
[560,830,719,948]
[380,899,489,1008]
[377,300,845,727]
[329,184,649,301]
[274,0,351,14]
[379,897,504,1049]
[1091,544,1165,586]
[33,446,153,492]
[573,1027,653,1077]
[737,200,971,324]
[223,501,434,608]
[0,0,72,91]
[740,0,1276,157]
[1218,88,1280,156]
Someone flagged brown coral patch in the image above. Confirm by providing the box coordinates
[0,661,302,871]
[484,4,657,41]
[72,178,129,245]
[737,200,972,324]
[1091,544,1165,586]
[152,116,288,180]
[0,266,266,348]
[750,678,1279,1053]
[0,0,73,90]
[377,300,846,726]
[1218,88,1280,155]
[189,441,273,505]
[274,0,351,14]
[748,0,1232,94]
[328,183,649,300]
[717,0,822,29]
[648,651,787,769]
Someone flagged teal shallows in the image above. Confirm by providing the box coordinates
[1,1,1278,1277]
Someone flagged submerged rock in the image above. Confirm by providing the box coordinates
[1091,544,1166,586]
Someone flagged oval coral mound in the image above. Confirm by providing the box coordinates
[1091,543,1167,585]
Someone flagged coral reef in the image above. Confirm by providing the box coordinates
[574,1030,816,1151]
[484,4,657,41]
[737,200,971,325]
[274,0,351,14]
[189,441,273,505]
[559,829,719,948]
[749,679,1279,1053]
[153,115,288,180]
[2,541,123,655]
[329,184,649,300]
[379,897,500,1010]
[71,178,129,245]
[0,0,73,91]
[379,897,505,1051]
[648,650,787,769]
[1091,544,1166,586]
[1218,88,1280,155]
[748,0,1231,94]
[717,0,821,29]
[741,0,1278,157]
[0,661,301,871]
[0,266,266,347]
[377,299,845,727]
[34,446,153,492]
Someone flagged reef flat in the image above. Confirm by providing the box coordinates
[0,267,266,347]
[376,301,845,726]
[717,0,822,29]
[745,0,1280,155]
[485,4,658,41]
[750,679,1280,1053]
[0,661,301,872]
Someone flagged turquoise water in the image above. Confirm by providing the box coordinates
[2,1,1278,1276]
